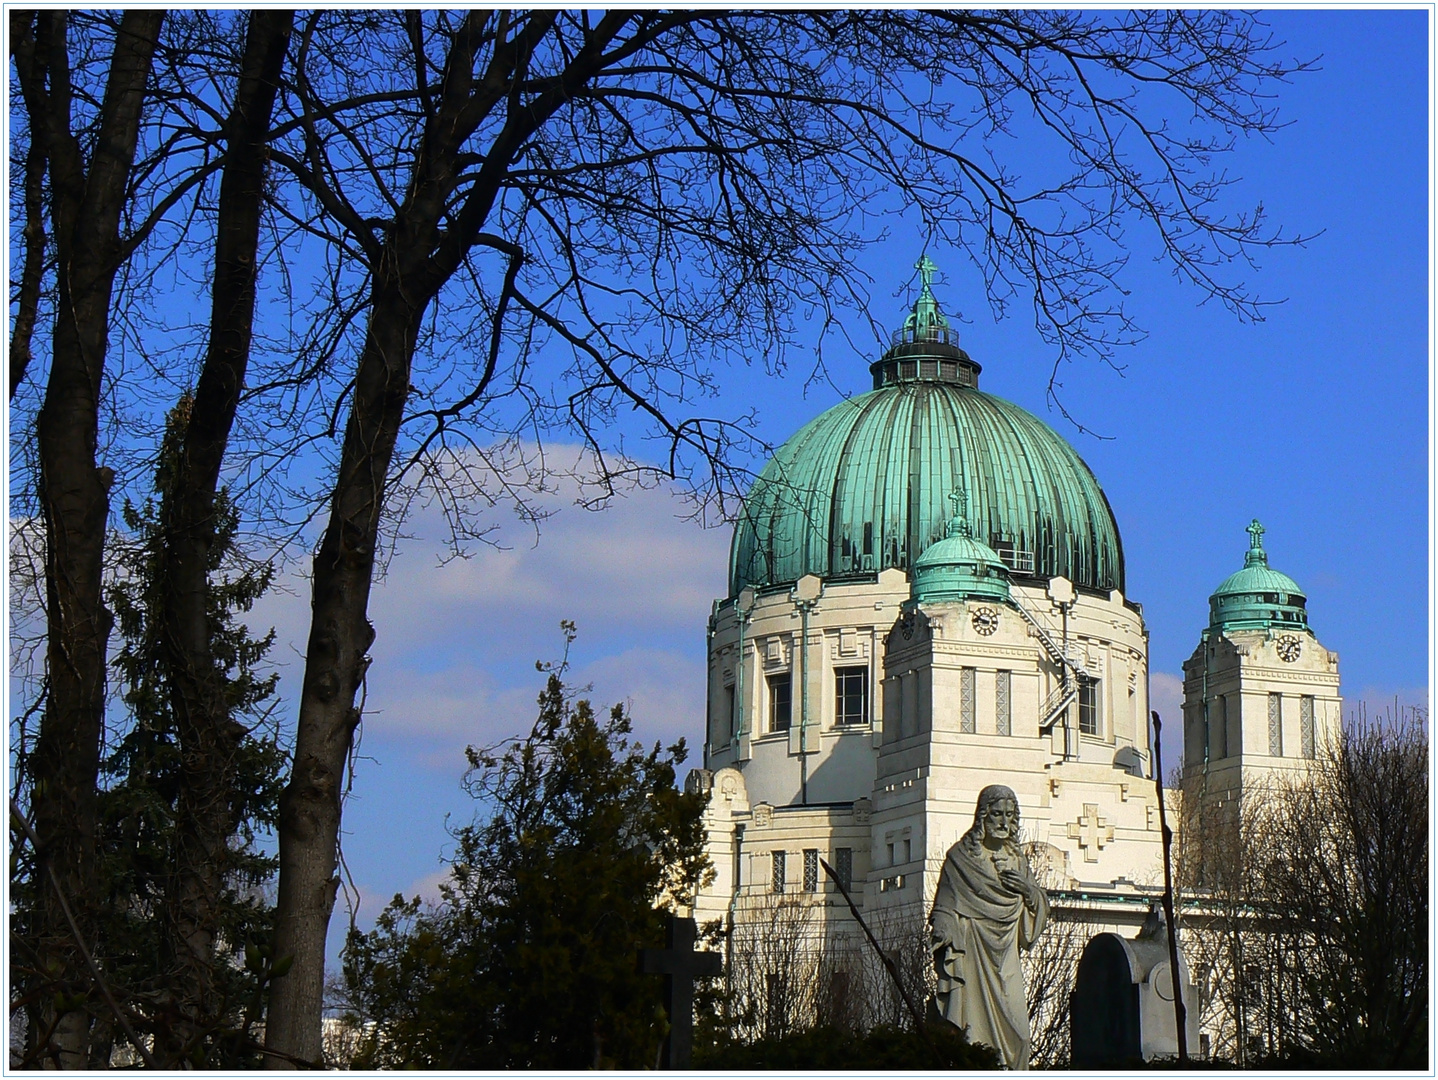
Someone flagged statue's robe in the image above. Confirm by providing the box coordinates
[930,838,1049,1070]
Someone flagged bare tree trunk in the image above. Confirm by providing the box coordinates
[266,287,422,1064]
[264,14,635,1061]
[10,133,45,399]
[157,10,293,1062]
[11,10,165,1066]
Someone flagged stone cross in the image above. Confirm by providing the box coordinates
[639,915,722,1069]
[1068,803,1114,863]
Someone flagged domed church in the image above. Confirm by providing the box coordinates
[687,258,1342,950]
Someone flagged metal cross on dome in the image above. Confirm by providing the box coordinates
[947,487,972,538]
[917,253,938,289]
[1247,518,1265,549]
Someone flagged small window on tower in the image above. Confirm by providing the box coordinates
[960,667,976,733]
[995,670,1012,736]
[769,673,792,733]
[803,849,819,892]
[1079,677,1101,736]
[1300,696,1316,758]
[772,850,786,893]
[834,847,853,892]
[835,667,869,726]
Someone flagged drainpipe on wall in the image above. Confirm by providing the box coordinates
[792,575,822,807]
[800,598,811,805]
[733,588,755,752]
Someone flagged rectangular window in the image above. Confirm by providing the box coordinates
[771,850,786,893]
[834,847,853,892]
[835,666,869,726]
[1300,695,1316,759]
[960,667,976,733]
[803,849,819,892]
[995,670,1012,736]
[1268,693,1283,756]
[769,673,792,733]
[1079,677,1101,736]
[1211,696,1227,759]
[724,685,736,740]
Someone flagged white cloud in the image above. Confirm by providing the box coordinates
[1341,685,1429,725]
[248,457,727,771]
[1148,671,1185,773]
[1149,671,1183,727]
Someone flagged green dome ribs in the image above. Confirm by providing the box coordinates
[727,382,1126,598]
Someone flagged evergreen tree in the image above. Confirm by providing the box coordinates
[341,648,711,1069]
[94,400,286,1066]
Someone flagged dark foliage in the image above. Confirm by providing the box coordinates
[340,657,711,1068]
[695,1021,1000,1070]
[11,399,286,1068]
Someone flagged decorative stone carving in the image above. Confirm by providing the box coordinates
[851,797,873,824]
[1067,803,1115,863]
[751,802,773,827]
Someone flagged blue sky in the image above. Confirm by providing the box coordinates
[11,10,1429,974]
[252,9,1430,969]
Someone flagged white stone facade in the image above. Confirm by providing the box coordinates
[1180,624,1341,818]
[695,568,1170,938]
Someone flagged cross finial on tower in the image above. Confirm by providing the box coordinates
[948,487,968,519]
[1247,519,1265,549]
[917,254,938,291]
[946,486,971,538]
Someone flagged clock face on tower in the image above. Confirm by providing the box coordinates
[1276,635,1302,663]
[971,606,999,636]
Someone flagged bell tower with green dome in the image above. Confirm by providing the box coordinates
[691,258,1169,940]
[1181,521,1342,820]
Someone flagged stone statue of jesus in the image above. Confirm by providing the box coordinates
[929,785,1049,1070]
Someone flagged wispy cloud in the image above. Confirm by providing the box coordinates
[249,452,727,772]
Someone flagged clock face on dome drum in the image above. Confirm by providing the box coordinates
[971,606,999,635]
[1276,635,1302,662]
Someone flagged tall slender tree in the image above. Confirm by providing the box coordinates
[153,10,294,1059]
[10,12,166,1065]
[97,397,287,1069]
[10,11,295,1064]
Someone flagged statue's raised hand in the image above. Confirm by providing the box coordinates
[999,867,1043,911]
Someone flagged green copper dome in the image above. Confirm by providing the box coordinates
[910,497,1013,605]
[728,260,1125,597]
[1208,520,1308,632]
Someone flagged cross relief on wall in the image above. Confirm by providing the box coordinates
[1067,803,1114,863]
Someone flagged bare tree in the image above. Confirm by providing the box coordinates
[1021,846,1088,1069]
[726,891,822,1042]
[9,13,167,1065]
[249,12,1312,1059]
[9,12,304,1066]
[150,11,294,1062]
[1174,706,1428,1066]
[1254,707,1428,1066]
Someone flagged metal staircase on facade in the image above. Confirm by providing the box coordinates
[1011,597,1091,735]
